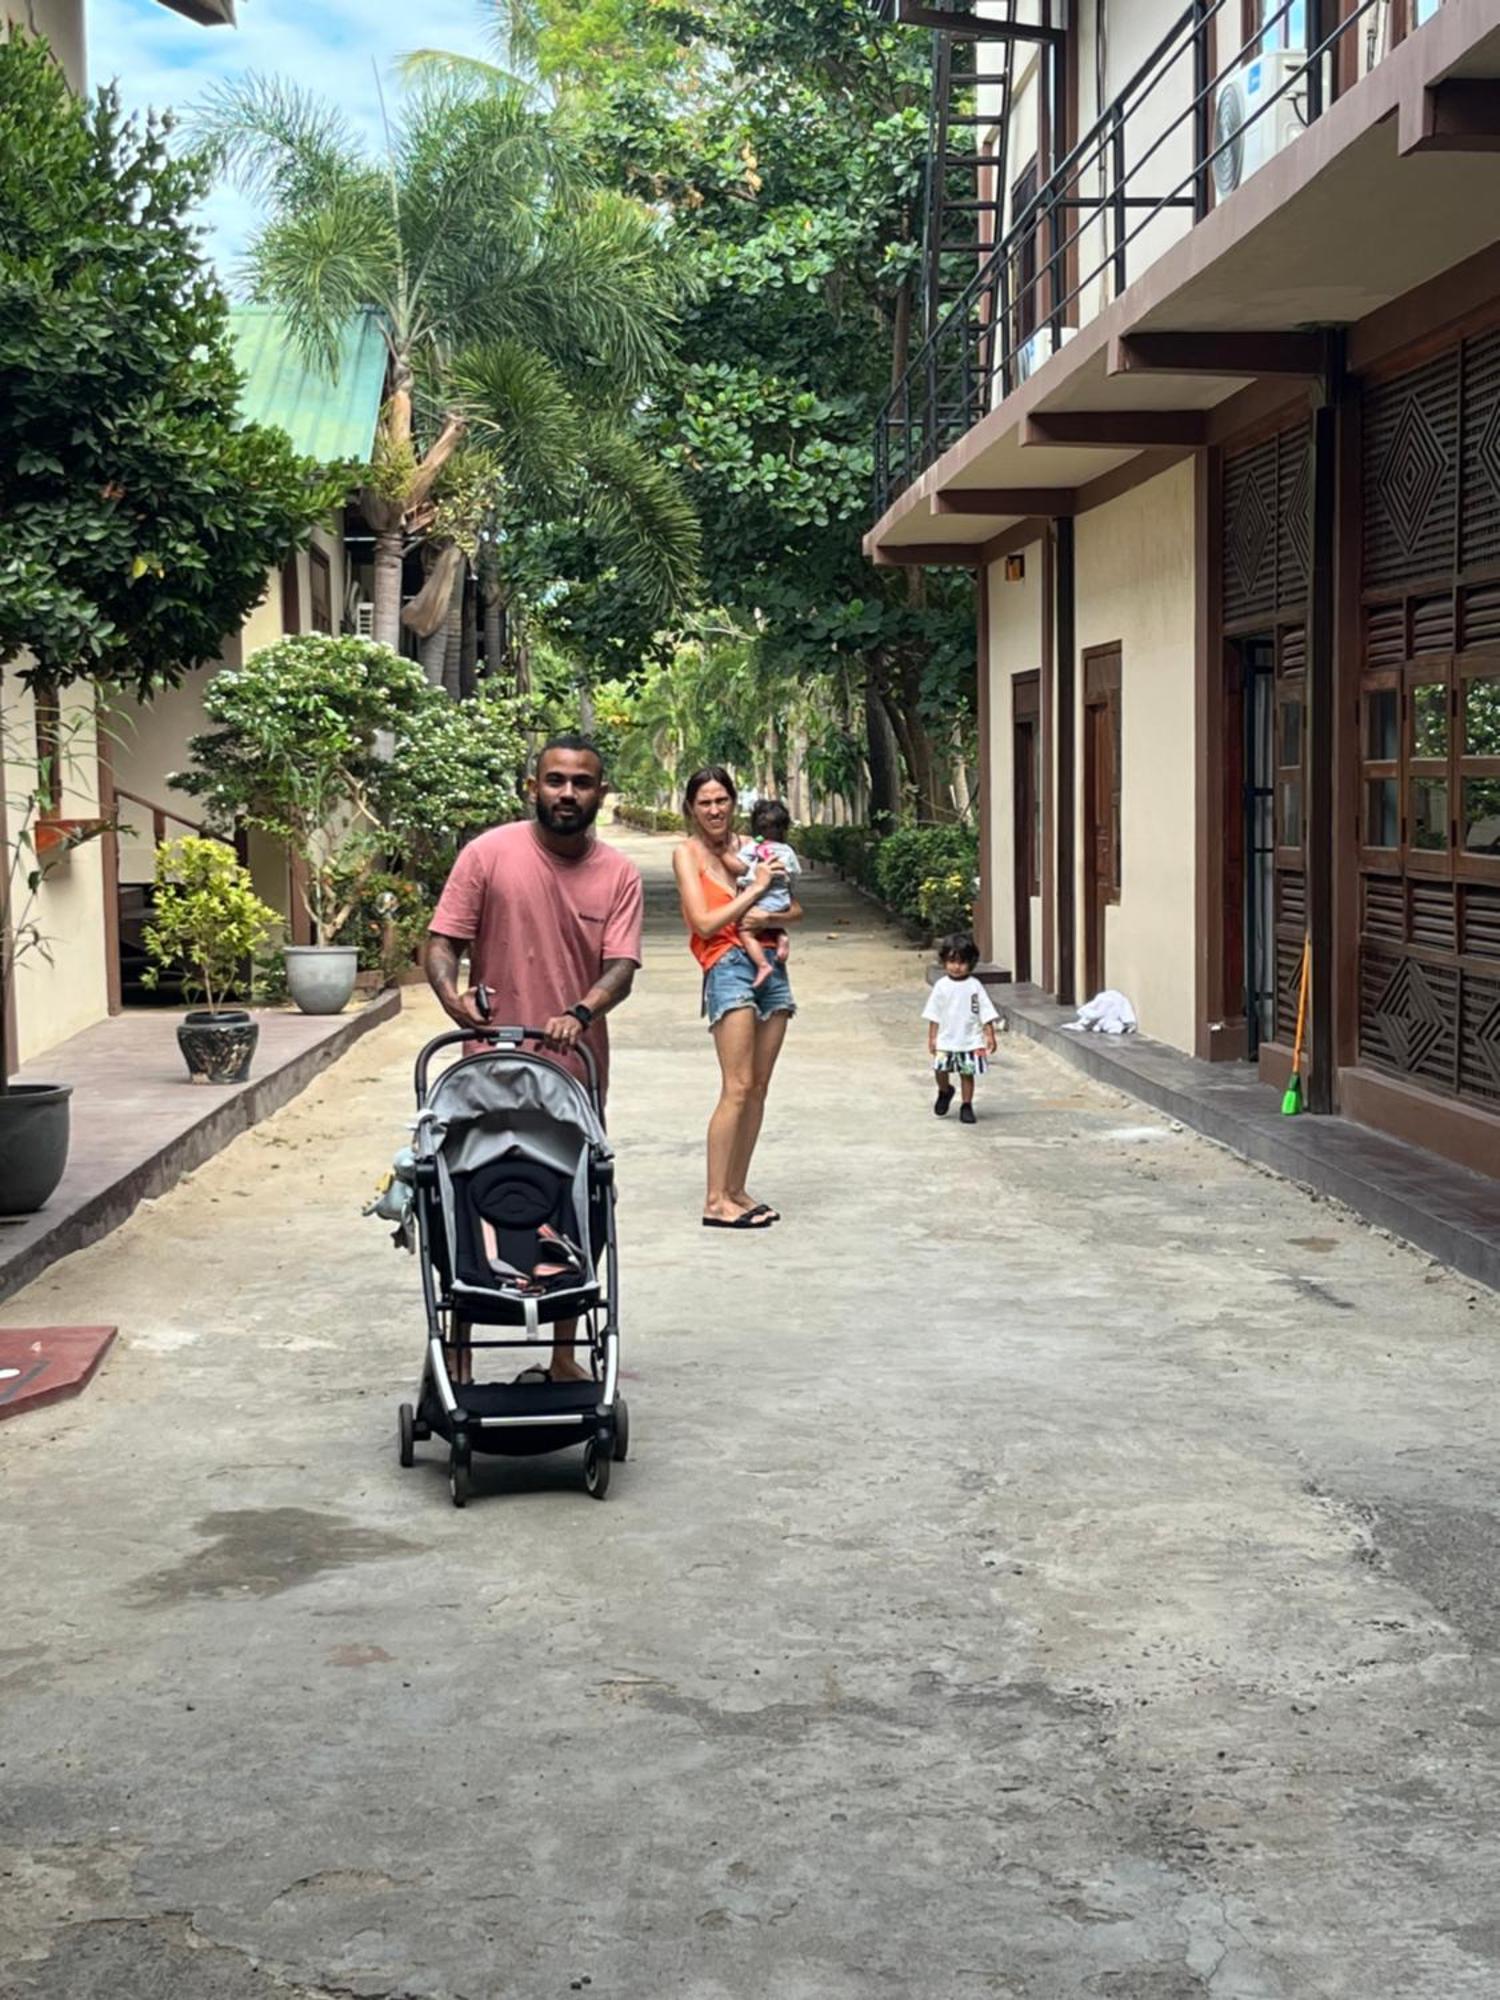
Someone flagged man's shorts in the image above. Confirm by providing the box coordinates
[703,946,797,1030]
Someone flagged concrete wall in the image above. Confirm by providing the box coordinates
[112,521,346,897]
[4,675,110,1067]
[1073,457,1198,1051]
[2,0,85,88]
[983,542,1047,982]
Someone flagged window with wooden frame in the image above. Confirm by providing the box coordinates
[1014,673,1041,897]
[1084,650,1122,903]
[1358,654,1500,872]
[1274,641,1305,864]
[280,557,301,634]
[1243,0,1308,54]
[309,546,333,634]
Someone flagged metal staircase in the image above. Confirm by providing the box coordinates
[922,8,1016,340]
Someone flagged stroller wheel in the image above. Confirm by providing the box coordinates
[583,1438,612,1501]
[612,1396,630,1463]
[398,1403,416,1469]
[449,1438,471,1509]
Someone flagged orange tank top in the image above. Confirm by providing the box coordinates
[690,868,743,972]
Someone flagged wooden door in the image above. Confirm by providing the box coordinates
[1012,674,1040,984]
[1082,648,1121,999]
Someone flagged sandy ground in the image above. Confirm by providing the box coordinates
[3,823,1499,2000]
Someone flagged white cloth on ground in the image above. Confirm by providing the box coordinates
[1065,989,1138,1035]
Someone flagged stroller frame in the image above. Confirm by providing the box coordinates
[399,1024,627,1505]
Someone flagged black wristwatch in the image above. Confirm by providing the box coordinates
[567,1002,595,1029]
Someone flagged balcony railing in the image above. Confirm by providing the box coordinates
[874,0,1402,519]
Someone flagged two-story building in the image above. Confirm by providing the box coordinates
[868,0,1500,1180]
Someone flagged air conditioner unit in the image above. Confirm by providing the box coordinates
[1214,52,1308,199]
[1015,324,1075,385]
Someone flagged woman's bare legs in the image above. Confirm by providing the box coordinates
[705,1006,760,1221]
[727,1011,789,1215]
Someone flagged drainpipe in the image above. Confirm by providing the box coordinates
[1054,515,1077,1008]
[1306,331,1345,1116]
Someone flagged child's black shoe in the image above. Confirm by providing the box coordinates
[959,1103,977,1125]
[934,1086,954,1117]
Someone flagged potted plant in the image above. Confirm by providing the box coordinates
[175,635,432,1016]
[142,836,279,1083]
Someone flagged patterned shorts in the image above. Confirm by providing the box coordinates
[933,1050,988,1078]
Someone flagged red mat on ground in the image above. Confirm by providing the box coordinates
[0,1326,117,1420]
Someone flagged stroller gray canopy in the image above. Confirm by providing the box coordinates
[419,1052,609,1321]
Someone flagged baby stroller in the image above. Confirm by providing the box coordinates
[388,1022,627,1507]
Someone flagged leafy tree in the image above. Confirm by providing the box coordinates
[175,633,532,935]
[375,681,531,895]
[199,70,700,654]
[0,37,340,699]
[480,0,976,819]
[175,634,433,941]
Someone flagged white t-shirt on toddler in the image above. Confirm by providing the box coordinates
[922,973,999,1051]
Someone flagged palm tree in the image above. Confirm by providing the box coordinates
[198,71,698,654]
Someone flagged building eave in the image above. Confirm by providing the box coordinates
[867,0,1500,563]
[153,0,236,24]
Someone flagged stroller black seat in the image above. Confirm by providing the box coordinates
[454,1156,587,1298]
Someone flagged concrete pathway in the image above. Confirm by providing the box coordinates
[4,826,1499,2000]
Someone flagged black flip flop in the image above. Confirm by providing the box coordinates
[702,1209,775,1229]
[742,1202,780,1224]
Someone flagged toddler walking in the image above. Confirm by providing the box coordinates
[736,798,801,990]
[922,932,999,1125]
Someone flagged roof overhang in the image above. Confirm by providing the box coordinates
[868,2,1500,566]
[153,0,236,24]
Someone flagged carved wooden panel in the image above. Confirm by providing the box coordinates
[1461,968,1500,1107]
[1221,424,1310,628]
[1359,943,1458,1091]
[1461,327,1500,573]
[1277,431,1311,608]
[1364,351,1459,588]
[1358,326,1500,1124]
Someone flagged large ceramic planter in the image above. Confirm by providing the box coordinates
[177,1009,259,1085]
[284,944,359,1016]
[0,1083,72,1215]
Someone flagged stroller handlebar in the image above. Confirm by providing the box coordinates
[413,1025,603,1113]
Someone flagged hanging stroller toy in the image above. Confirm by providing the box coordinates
[379,1019,627,1506]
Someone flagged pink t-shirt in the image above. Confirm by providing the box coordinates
[429,821,644,1099]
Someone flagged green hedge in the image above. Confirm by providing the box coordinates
[614,802,682,834]
[616,800,977,938]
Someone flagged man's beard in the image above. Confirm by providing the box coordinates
[534,792,601,835]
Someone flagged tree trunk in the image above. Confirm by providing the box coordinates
[371,528,403,651]
[459,574,479,701]
[578,681,596,734]
[419,620,447,687]
[864,670,903,828]
[482,588,504,684]
[441,559,465,700]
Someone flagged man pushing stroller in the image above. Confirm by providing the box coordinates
[425,733,643,1383]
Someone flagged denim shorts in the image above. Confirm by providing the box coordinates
[703,946,796,1030]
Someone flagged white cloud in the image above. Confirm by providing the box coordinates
[86,0,499,275]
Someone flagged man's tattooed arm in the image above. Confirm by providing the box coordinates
[424,933,485,1029]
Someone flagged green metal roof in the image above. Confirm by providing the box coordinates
[228,308,388,466]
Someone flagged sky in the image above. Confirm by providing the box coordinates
[87,0,499,280]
